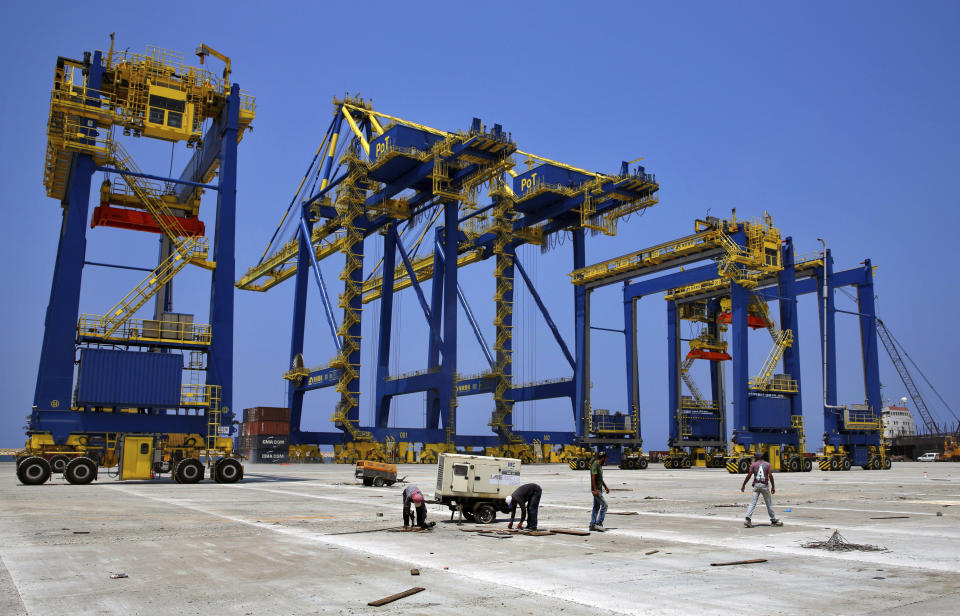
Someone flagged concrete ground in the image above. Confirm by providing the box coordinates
[0,461,958,615]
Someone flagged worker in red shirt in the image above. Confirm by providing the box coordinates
[740,450,783,528]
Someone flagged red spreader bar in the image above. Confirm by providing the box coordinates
[92,204,204,236]
[686,349,732,361]
[717,311,768,330]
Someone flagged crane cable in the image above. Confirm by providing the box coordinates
[837,287,959,423]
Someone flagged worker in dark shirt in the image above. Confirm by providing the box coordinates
[506,482,542,530]
[402,485,434,529]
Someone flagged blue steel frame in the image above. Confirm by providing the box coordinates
[30,51,241,443]
[280,107,657,452]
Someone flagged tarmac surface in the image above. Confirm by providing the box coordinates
[0,460,958,615]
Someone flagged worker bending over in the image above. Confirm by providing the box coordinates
[506,483,542,530]
[740,451,783,528]
[402,485,434,530]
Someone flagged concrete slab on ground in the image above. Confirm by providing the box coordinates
[0,461,958,615]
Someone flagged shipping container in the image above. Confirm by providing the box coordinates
[237,434,289,450]
[76,349,182,408]
[242,407,290,423]
[241,420,290,436]
[241,449,290,464]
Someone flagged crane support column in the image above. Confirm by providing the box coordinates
[729,280,751,444]
[667,300,681,445]
[287,205,314,441]
[374,224,398,428]
[206,84,240,424]
[858,259,881,419]
[439,202,460,443]
[819,250,840,435]
[33,51,104,421]
[572,229,588,438]
[425,232,445,431]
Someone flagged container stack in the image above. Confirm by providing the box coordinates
[238,407,290,463]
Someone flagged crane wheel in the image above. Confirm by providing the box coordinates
[17,456,51,485]
[474,503,497,524]
[870,458,882,470]
[215,458,242,483]
[576,459,588,471]
[841,458,852,471]
[637,458,648,470]
[802,458,813,472]
[883,458,892,470]
[175,458,204,484]
[64,457,97,485]
[829,457,840,471]
[737,458,750,474]
[49,455,71,474]
[682,456,692,469]
[788,458,800,473]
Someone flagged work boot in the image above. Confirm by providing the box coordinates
[744,517,753,528]
[593,523,605,532]
[771,519,783,527]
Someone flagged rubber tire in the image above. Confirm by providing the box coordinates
[64,457,97,485]
[49,454,71,474]
[803,458,813,472]
[576,458,588,471]
[871,458,882,470]
[841,458,852,471]
[737,458,750,474]
[373,477,385,487]
[474,503,497,524]
[175,458,204,484]
[637,458,648,470]
[682,456,692,469]
[215,458,242,483]
[883,457,892,470]
[829,457,840,471]
[462,511,476,522]
[17,456,51,485]
[788,457,801,472]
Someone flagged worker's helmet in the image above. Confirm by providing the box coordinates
[754,451,764,459]
[411,491,424,504]
[505,495,513,508]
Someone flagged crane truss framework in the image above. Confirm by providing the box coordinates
[240,98,660,456]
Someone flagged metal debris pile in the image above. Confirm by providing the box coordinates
[802,530,885,552]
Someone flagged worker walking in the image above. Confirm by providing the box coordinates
[506,483,542,530]
[740,451,782,528]
[589,449,610,532]
[402,485,434,530]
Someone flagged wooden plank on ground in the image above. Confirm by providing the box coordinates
[324,526,403,536]
[368,587,426,607]
[549,528,591,536]
[710,559,767,567]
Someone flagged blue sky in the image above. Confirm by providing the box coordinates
[2,2,958,449]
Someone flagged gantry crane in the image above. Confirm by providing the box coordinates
[18,39,253,486]
[569,213,795,470]
[238,98,660,463]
